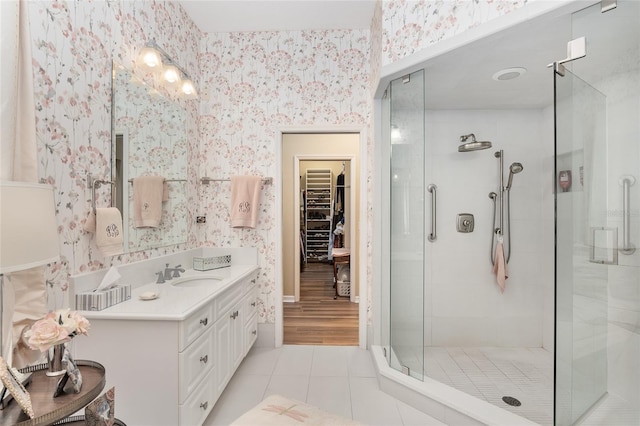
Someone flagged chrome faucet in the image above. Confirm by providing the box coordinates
[172,265,185,278]
[156,271,165,284]
[163,264,185,280]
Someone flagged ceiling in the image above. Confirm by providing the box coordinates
[178,0,376,33]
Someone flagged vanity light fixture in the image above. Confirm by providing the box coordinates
[162,64,182,87]
[137,39,198,99]
[139,46,163,70]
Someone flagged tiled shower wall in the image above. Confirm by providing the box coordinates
[424,108,554,348]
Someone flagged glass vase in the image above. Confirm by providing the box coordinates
[46,343,66,376]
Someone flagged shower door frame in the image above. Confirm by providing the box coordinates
[386,69,426,380]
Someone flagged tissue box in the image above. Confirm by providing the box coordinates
[193,255,231,271]
[75,285,131,311]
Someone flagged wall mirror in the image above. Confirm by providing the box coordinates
[111,61,188,253]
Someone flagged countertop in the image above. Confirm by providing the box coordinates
[79,265,259,321]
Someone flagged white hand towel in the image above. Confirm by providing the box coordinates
[133,176,165,228]
[95,207,123,257]
[493,239,508,293]
[230,176,262,228]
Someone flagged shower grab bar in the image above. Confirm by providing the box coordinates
[427,184,437,242]
[619,175,636,255]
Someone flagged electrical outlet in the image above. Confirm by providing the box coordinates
[196,216,206,224]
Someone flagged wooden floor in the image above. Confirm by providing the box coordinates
[283,262,359,346]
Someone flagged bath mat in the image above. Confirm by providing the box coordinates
[230,394,362,425]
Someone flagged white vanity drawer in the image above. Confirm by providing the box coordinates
[243,291,258,323]
[179,328,214,404]
[179,368,216,426]
[179,304,214,351]
[214,281,245,321]
[244,274,257,293]
[244,312,258,351]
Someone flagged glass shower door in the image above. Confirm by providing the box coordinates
[389,70,425,380]
[554,66,609,424]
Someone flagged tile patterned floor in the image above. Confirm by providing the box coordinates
[203,345,445,426]
[204,344,638,425]
[394,345,554,425]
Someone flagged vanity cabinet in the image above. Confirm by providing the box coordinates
[74,268,259,426]
[214,276,257,396]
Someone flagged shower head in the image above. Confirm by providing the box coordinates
[510,162,524,174]
[506,162,524,190]
[458,133,492,152]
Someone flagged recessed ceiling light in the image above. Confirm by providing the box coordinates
[492,67,527,81]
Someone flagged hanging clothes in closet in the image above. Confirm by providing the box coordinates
[335,170,344,213]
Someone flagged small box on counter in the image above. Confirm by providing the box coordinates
[193,255,232,271]
[75,285,131,311]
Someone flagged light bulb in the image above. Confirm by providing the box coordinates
[162,64,182,86]
[181,79,198,99]
[138,46,163,71]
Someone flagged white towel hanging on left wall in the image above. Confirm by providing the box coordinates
[95,207,123,257]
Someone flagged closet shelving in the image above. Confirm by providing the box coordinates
[305,169,332,262]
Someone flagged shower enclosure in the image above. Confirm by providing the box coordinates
[381,1,639,424]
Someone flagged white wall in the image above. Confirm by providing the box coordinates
[424,109,553,348]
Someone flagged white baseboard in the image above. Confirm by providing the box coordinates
[283,295,295,303]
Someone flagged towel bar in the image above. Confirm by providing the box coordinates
[200,177,273,185]
[128,178,187,183]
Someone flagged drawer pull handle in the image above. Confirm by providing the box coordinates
[252,330,257,335]
[200,355,208,364]
[230,310,239,319]
[200,318,208,326]
[251,279,256,284]
[251,302,256,307]
[200,401,208,410]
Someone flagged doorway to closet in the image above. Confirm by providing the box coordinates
[281,133,360,346]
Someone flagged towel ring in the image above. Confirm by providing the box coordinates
[88,174,114,213]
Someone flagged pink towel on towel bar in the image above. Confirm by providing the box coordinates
[230,176,262,228]
[493,240,508,293]
[133,176,165,228]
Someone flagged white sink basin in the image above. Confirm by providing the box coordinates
[171,276,222,288]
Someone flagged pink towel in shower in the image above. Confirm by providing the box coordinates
[230,176,262,228]
[493,240,508,293]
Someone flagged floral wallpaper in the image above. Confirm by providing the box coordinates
[25,0,531,322]
[381,0,527,65]
[198,29,372,323]
[27,0,201,309]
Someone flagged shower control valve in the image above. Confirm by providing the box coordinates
[457,213,475,233]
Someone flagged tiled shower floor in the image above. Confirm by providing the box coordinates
[394,346,554,425]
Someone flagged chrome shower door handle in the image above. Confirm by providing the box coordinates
[427,184,437,242]
[619,175,636,255]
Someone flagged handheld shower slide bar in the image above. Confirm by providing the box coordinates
[490,151,523,265]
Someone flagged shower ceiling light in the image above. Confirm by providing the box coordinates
[492,67,527,81]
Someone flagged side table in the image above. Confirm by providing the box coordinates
[0,361,105,426]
